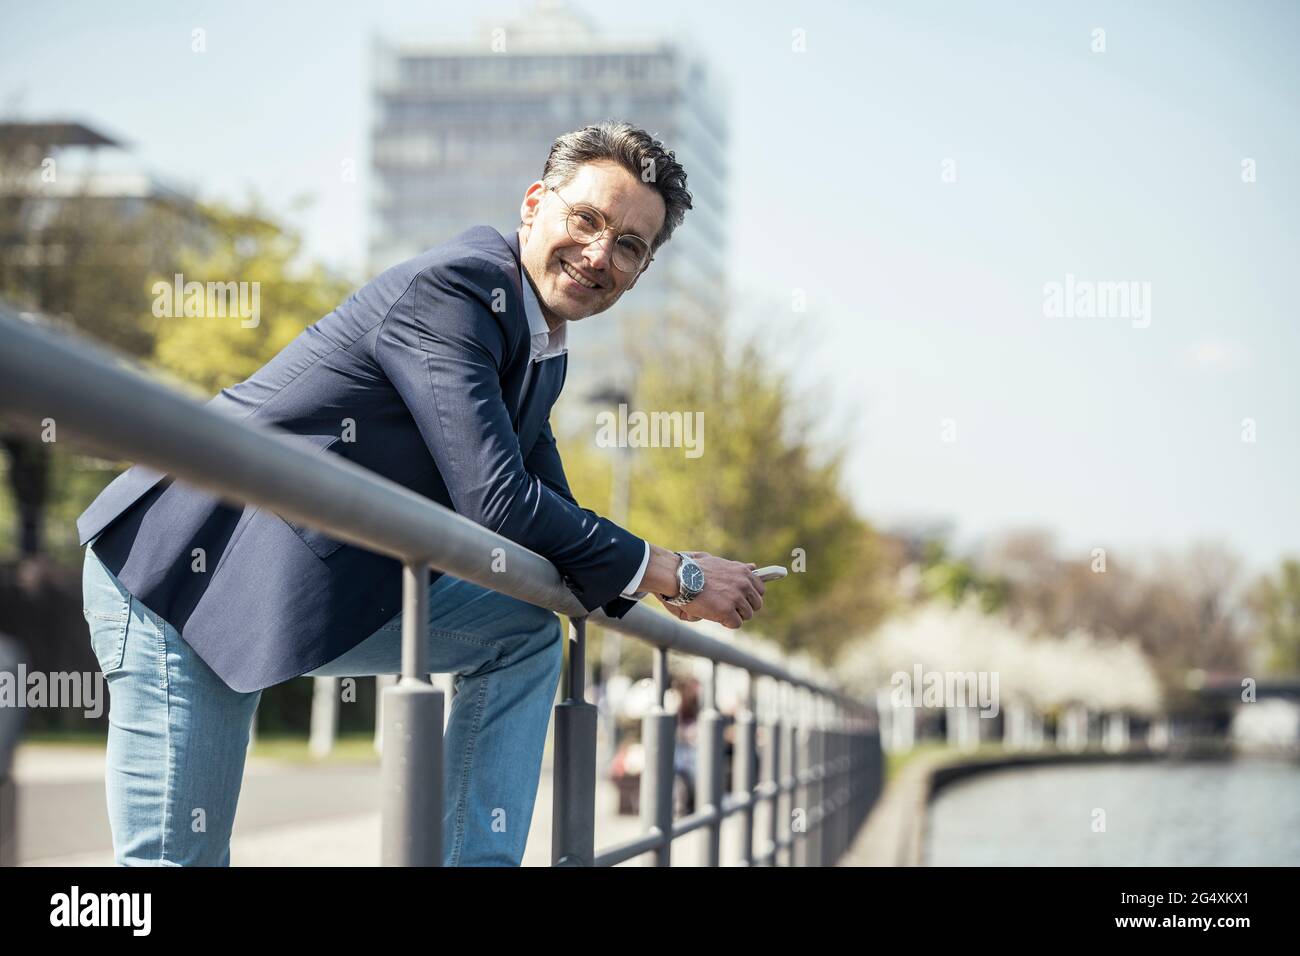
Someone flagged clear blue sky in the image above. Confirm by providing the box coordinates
[3,0,1297,572]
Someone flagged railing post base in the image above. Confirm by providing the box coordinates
[0,777,15,867]
[551,699,598,866]
[380,678,444,866]
[641,710,677,866]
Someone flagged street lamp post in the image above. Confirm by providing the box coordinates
[586,384,633,779]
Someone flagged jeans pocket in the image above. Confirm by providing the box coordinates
[82,545,131,676]
[84,608,129,676]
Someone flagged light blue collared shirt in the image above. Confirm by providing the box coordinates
[519,270,650,601]
[518,269,567,394]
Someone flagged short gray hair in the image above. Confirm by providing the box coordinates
[539,121,693,254]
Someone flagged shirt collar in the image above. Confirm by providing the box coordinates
[520,270,568,363]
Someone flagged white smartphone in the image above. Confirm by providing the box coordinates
[752,565,788,582]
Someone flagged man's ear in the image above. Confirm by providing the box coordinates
[519,181,546,230]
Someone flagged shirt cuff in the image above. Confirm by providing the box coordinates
[619,541,652,600]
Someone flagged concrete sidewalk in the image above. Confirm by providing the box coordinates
[13,743,721,866]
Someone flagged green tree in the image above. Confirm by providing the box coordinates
[919,538,1008,613]
[151,202,352,393]
[1248,558,1300,674]
[0,181,350,563]
[557,320,891,665]
[0,132,191,559]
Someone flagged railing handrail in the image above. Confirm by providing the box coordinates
[0,303,863,710]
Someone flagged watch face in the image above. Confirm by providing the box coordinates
[683,563,705,593]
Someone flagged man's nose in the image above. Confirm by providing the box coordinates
[582,234,615,272]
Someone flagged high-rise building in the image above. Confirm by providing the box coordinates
[370,0,729,397]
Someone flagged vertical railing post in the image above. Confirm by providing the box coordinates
[373,674,394,753]
[381,561,444,866]
[868,710,884,813]
[808,694,825,867]
[734,671,758,866]
[641,647,675,866]
[843,711,855,857]
[552,616,598,866]
[827,703,844,864]
[762,680,783,866]
[825,699,840,866]
[858,709,874,837]
[853,714,864,844]
[0,636,21,868]
[781,683,798,865]
[819,698,832,866]
[854,710,868,837]
[842,712,852,858]
[698,659,725,866]
[862,709,874,831]
[792,687,811,866]
[309,676,339,758]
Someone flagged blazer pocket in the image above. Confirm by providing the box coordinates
[276,433,348,560]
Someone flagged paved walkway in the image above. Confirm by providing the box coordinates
[11,743,737,867]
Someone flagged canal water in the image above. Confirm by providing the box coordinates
[925,757,1300,865]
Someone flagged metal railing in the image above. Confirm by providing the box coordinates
[0,634,21,867]
[0,303,883,866]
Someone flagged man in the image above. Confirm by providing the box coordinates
[77,122,766,867]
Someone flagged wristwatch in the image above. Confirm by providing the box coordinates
[665,551,705,606]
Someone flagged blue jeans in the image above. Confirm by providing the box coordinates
[81,542,563,866]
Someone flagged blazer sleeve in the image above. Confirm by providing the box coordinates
[375,255,646,615]
[524,418,641,620]
[523,419,578,506]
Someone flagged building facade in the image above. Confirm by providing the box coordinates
[370,0,729,396]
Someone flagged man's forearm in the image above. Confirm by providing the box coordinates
[636,546,766,629]
[639,543,682,596]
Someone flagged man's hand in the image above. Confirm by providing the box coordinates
[645,548,765,629]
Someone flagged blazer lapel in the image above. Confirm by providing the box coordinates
[518,354,564,446]
[504,228,566,438]
[503,228,531,428]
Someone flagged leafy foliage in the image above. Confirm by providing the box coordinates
[150,202,352,393]
[1248,558,1300,675]
[556,320,892,664]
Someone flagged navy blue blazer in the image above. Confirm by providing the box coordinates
[76,226,646,692]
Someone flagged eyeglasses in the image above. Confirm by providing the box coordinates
[549,187,654,273]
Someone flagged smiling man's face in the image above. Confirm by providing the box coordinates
[517,159,666,329]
